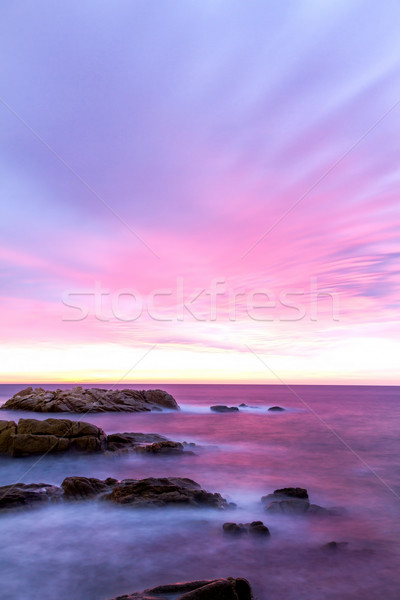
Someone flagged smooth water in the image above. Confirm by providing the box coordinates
[0,384,399,600]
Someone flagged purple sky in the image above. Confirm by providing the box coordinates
[1,0,400,382]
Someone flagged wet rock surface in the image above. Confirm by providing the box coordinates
[108,577,253,600]
[0,477,232,512]
[0,386,179,413]
[262,487,332,516]
[223,521,270,537]
[0,419,193,457]
[0,482,62,511]
[210,405,239,413]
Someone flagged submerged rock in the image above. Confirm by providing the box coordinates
[210,405,239,413]
[0,477,233,512]
[0,419,194,458]
[262,487,331,516]
[268,406,285,412]
[0,387,179,413]
[223,521,270,537]
[107,577,253,600]
[322,541,349,551]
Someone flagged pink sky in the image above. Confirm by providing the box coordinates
[0,1,399,383]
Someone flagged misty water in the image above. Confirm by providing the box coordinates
[1,384,400,600]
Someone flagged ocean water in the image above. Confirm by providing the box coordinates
[0,383,399,600]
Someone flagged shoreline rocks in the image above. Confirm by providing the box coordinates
[107,577,253,600]
[0,476,234,512]
[0,418,194,458]
[0,387,179,413]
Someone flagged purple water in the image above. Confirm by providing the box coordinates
[1,384,399,600]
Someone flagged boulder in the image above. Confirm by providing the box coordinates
[107,578,253,600]
[0,482,62,511]
[223,521,270,537]
[0,418,107,457]
[262,487,331,516]
[210,405,239,413]
[0,387,179,413]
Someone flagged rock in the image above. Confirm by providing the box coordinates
[0,419,193,458]
[62,476,117,500]
[223,522,247,535]
[262,487,309,503]
[0,418,107,457]
[268,406,285,412]
[262,487,331,516]
[210,405,239,413]
[322,541,348,551]
[136,440,186,455]
[104,477,232,509]
[0,387,179,413]
[107,578,253,600]
[0,482,62,511]
[0,477,231,512]
[223,521,270,537]
[0,420,16,453]
[238,403,248,407]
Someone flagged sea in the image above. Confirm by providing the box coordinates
[0,383,399,600]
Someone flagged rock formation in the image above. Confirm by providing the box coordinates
[262,487,331,515]
[223,520,270,537]
[0,476,233,512]
[0,387,179,413]
[107,578,253,600]
[210,405,239,413]
[0,418,192,457]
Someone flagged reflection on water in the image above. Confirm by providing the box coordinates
[0,384,400,599]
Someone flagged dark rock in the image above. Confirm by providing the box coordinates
[210,405,239,413]
[268,406,285,412]
[262,487,331,516]
[106,432,168,453]
[105,477,231,509]
[223,521,270,537]
[107,578,253,600]
[262,487,309,503]
[136,440,186,455]
[62,476,117,500]
[223,522,247,535]
[238,403,248,407]
[0,476,231,513]
[322,541,348,551]
[0,482,62,511]
[0,387,179,413]
[0,420,16,453]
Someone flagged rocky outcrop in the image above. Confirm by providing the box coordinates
[107,578,253,600]
[262,487,331,516]
[1,387,179,413]
[0,482,62,511]
[210,405,239,413]
[0,418,106,457]
[0,477,233,512]
[0,419,192,458]
[223,521,270,537]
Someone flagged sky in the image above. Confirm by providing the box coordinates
[0,0,400,384]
